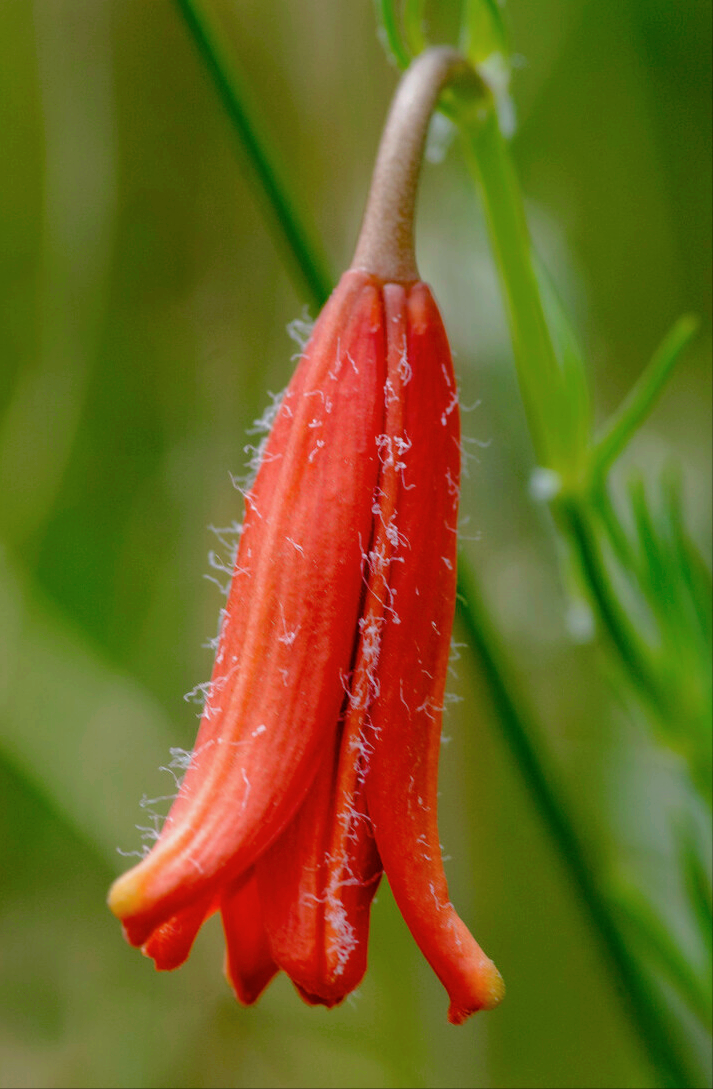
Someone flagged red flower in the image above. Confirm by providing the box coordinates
[108,47,504,1025]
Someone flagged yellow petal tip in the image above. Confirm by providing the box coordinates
[481,963,506,1010]
[107,869,143,920]
[447,960,506,1024]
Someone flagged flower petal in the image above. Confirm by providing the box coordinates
[366,282,504,1023]
[254,277,423,1008]
[221,871,279,1006]
[140,891,216,971]
[109,271,387,941]
[256,710,382,1007]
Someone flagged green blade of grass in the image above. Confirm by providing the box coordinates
[455,562,700,1089]
[458,108,565,471]
[174,0,332,310]
[561,497,672,719]
[612,881,712,1026]
[664,468,713,645]
[402,0,426,56]
[678,823,713,957]
[373,0,412,69]
[460,0,510,64]
[592,315,699,483]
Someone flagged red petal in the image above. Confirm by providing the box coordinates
[139,891,216,971]
[255,276,427,1009]
[221,871,279,1006]
[255,405,395,1002]
[109,271,387,942]
[256,716,382,1007]
[366,282,504,1023]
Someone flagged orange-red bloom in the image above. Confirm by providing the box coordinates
[109,269,503,1022]
[109,46,504,1024]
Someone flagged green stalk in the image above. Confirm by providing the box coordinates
[456,103,673,707]
[454,96,701,1084]
[174,0,332,309]
[402,0,427,56]
[374,0,413,69]
[455,566,695,1089]
[458,108,563,469]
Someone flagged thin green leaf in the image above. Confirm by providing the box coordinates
[459,0,514,136]
[456,556,698,1089]
[663,467,713,644]
[402,0,426,56]
[174,0,332,310]
[561,498,671,718]
[592,315,699,482]
[589,471,711,797]
[460,0,509,65]
[627,473,674,625]
[534,254,592,479]
[678,822,713,956]
[373,0,412,70]
[593,482,639,575]
[458,108,564,470]
[612,880,712,1025]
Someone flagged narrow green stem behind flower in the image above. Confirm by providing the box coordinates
[459,108,564,470]
[455,562,697,1089]
[174,0,332,308]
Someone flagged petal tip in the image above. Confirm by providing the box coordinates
[294,982,344,1010]
[223,958,278,1007]
[481,963,506,1010]
[107,869,143,921]
[447,961,505,1025]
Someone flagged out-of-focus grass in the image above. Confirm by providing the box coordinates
[0,2,710,1087]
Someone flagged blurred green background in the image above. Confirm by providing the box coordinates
[0,2,710,1087]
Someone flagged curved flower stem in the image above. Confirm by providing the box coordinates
[169,12,699,1084]
[352,47,481,281]
[174,0,332,308]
